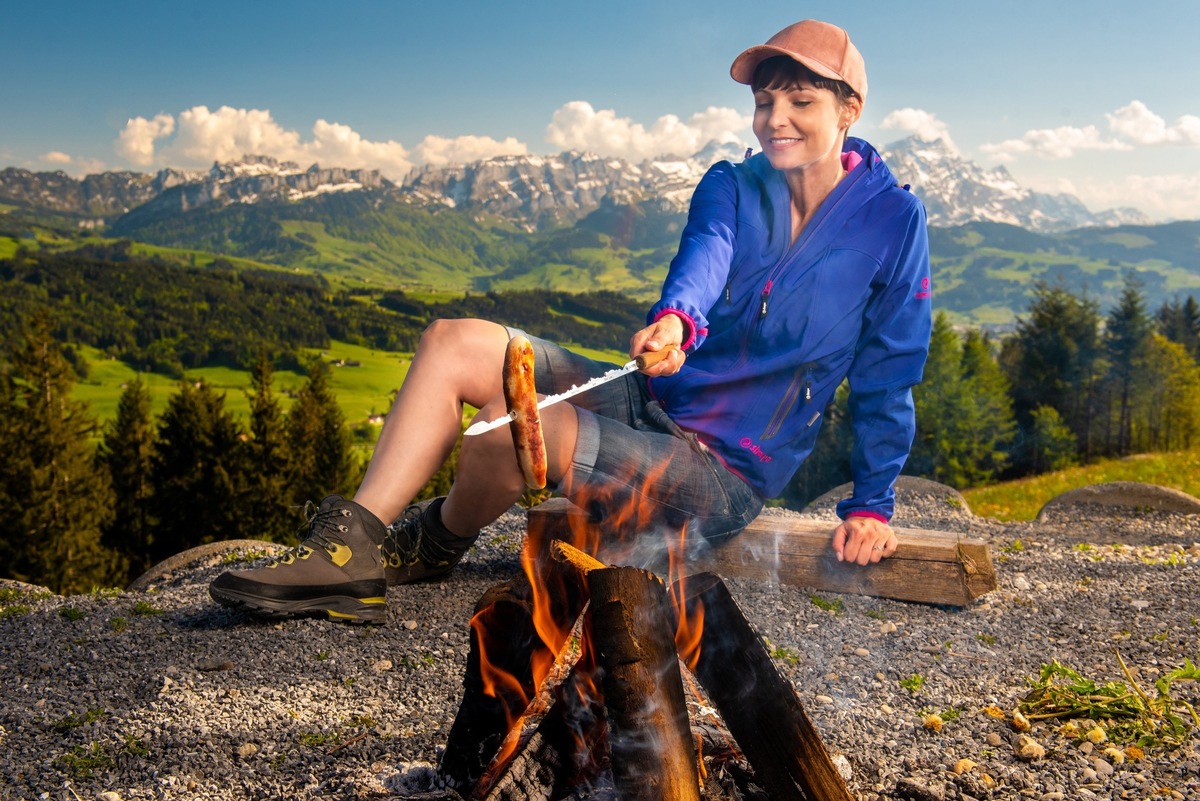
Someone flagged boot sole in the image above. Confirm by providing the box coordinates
[210,585,387,624]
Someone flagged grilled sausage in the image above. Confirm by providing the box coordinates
[502,335,547,489]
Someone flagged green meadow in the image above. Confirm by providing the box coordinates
[72,340,628,426]
[961,449,1200,521]
[73,341,412,424]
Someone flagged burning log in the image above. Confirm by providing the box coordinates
[440,581,541,793]
[583,560,703,801]
[476,662,608,801]
[529,498,996,606]
[673,572,854,801]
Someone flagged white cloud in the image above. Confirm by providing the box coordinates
[981,101,1200,162]
[113,105,538,180]
[1061,172,1200,223]
[116,112,175,166]
[544,101,750,162]
[412,134,528,168]
[42,151,73,165]
[980,124,1131,161]
[879,108,957,153]
[1107,101,1200,146]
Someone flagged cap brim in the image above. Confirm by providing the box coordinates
[729,44,845,86]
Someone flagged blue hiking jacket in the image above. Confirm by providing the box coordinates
[646,137,932,520]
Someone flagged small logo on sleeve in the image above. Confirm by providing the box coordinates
[914,276,932,300]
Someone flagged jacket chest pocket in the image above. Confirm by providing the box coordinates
[760,363,817,441]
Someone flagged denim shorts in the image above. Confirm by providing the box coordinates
[513,330,763,558]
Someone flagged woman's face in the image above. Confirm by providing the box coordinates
[752,79,856,174]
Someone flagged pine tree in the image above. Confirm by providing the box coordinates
[239,354,300,543]
[909,312,968,484]
[0,317,118,593]
[97,377,156,582]
[1103,274,1154,455]
[1001,283,1103,469]
[958,329,1016,484]
[1156,295,1200,359]
[286,358,359,508]
[148,379,247,562]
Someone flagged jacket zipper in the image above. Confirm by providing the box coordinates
[757,166,868,323]
[761,363,816,440]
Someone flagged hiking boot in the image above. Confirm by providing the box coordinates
[383,497,477,585]
[209,495,387,624]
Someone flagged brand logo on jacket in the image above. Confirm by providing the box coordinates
[739,437,773,463]
[914,276,932,300]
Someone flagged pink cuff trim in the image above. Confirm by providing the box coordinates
[653,308,697,350]
[844,510,889,524]
[841,151,863,173]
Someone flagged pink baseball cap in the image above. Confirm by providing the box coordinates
[730,19,868,101]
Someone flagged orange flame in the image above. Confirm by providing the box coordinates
[472,448,712,775]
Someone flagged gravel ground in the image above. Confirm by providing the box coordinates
[2,480,1199,801]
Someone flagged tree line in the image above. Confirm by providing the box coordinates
[5,252,1200,593]
[0,315,395,593]
[786,275,1200,507]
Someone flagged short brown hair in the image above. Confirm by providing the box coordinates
[750,55,860,105]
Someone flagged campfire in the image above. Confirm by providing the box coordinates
[433,503,856,801]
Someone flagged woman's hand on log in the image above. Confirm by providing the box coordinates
[832,516,896,565]
[629,315,686,377]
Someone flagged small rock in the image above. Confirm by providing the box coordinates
[237,742,258,758]
[985,732,1003,747]
[99,793,123,801]
[854,647,870,657]
[952,757,977,774]
[1130,599,1151,611]
[371,658,393,672]
[815,694,834,705]
[880,621,898,634]
[1091,757,1114,778]
[1012,575,1032,591]
[893,777,944,801]
[1014,733,1045,761]
[880,703,895,714]
[402,619,418,630]
[196,658,234,672]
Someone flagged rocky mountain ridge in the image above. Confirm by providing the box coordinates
[0,137,1152,234]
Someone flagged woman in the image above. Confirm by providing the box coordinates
[210,19,932,624]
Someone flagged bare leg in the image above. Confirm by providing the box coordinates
[353,318,580,537]
[441,398,578,535]
[353,318,510,523]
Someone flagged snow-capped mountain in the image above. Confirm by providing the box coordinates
[398,141,746,231]
[0,140,1150,234]
[879,136,1150,232]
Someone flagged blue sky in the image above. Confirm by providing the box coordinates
[5,0,1199,220]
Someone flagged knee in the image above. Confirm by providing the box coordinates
[419,318,507,358]
[418,318,467,353]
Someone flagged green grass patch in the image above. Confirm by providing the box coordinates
[962,448,1200,521]
[809,594,844,614]
[131,600,163,616]
[56,742,114,779]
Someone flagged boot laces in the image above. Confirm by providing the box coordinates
[384,504,425,567]
[272,501,352,564]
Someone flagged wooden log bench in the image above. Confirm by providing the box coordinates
[527,497,996,607]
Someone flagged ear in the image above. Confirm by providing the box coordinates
[840,96,863,129]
